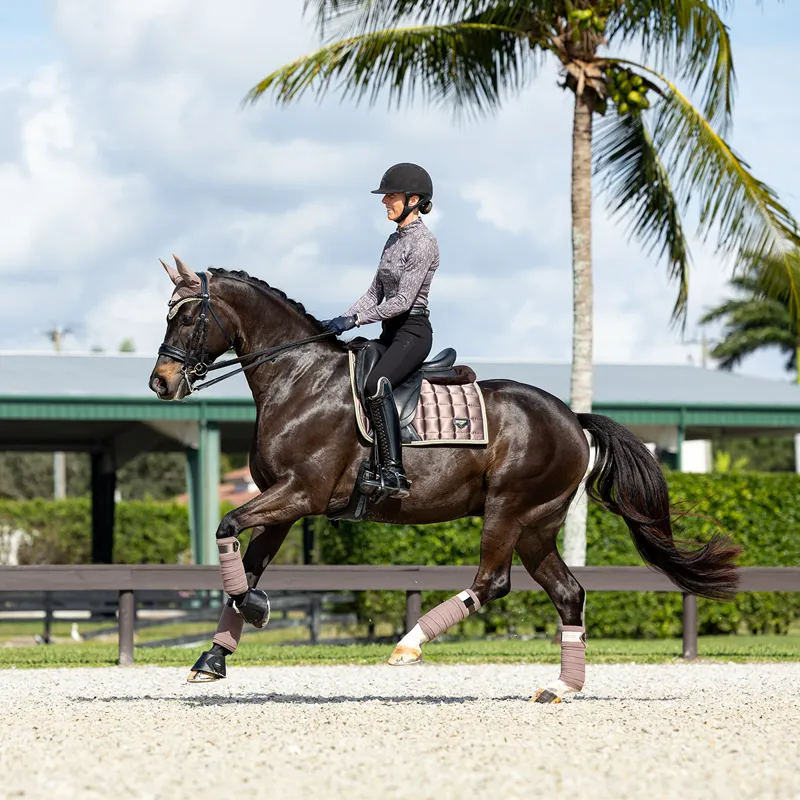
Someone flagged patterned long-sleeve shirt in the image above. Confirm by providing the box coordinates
[345,218,439,325]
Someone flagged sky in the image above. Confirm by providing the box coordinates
[0,1,798,381]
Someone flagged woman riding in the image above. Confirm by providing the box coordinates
[323,163,439,499]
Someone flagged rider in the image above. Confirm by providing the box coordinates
[324,163,438,499]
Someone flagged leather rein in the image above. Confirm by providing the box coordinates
[157,272,335,394]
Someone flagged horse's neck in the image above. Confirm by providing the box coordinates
[221,280,349,407]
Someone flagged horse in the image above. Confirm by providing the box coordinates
[148,256,741,703]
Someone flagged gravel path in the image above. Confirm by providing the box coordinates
[3,663,799,800]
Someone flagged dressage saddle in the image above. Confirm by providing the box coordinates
[351,340,471,444]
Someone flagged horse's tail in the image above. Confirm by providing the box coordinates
[577,413,741,601]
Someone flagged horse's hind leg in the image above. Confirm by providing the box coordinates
[388,515,519,665]
[187,523,292,683]
[516,531,586,704]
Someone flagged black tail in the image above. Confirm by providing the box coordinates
[577,413,741,601]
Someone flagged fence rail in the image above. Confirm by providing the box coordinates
[2,565,799,665]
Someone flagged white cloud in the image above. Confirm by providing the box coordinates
[0,0,797,388]
[0,66,151,275]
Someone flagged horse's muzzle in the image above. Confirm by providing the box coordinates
[149,374,169,398]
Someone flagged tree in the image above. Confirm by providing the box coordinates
[701,251,800,382]
[712,449,748,473]
[709,434,794,473]
[119,338,136,353]
[245,0,800,564]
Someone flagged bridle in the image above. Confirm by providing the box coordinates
[157,272,334,394]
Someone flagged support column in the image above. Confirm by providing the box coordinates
[675,423,685,473]
[199,419,221,566]
[185,447,203,564]
[91,450,117,564]
[794,433,800,474]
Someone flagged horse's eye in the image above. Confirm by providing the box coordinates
[181,315,194,326]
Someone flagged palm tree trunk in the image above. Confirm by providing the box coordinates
[796,342,800,384]
[562,92,594,568]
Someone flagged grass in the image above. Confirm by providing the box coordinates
[2,634,799,669]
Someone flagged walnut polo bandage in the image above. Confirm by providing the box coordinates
[217,537,248,597]
[418,589,481,641]
[559,625,586,690]
[212,604,244,653]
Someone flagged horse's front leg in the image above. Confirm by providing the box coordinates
[187,481,318,683]
[213,479,318,626]
[187,523,292,683]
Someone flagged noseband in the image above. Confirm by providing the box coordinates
[158,272,334,394]
[158,272,236,387]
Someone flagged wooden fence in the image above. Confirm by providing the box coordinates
[2,565,799,665]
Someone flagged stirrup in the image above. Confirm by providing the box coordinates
[360,466,410,499]
[382,466,410,498]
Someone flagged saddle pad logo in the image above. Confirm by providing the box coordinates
[454,418,469,429]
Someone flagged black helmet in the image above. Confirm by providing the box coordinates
[371,163,433,200]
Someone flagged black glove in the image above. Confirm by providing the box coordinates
[324,315,357,335]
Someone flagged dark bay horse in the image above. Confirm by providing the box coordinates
[149,257,740,703]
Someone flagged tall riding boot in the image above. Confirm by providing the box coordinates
[366,377,410,499]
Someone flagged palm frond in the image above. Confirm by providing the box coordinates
[594,106,691,325]
[609,61,800,319]
[737,247,800,321]
[304,0,560,36]
[607,1,735,132]
[245,23,539,117]
[709,327,796,370]
[699,297,789,327]
[720,302,792,330]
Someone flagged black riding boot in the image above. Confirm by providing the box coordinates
[366,377,410,499]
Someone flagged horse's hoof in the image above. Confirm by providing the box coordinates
[187,669,223,683]
[234,589,270,629]
[186,649,226,683]
[387,645,422,666]
[531,689,562,704]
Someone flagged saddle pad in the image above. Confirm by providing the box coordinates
[348,352,489,447]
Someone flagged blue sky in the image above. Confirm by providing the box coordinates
[0,1,798,382]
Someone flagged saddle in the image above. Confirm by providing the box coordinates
[351,339,477,444]
[329,339,488,524]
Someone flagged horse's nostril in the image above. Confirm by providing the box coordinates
[150,375,168,396]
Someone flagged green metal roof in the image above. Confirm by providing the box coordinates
[1,353,800,430]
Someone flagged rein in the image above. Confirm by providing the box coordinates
[158,272,335,394]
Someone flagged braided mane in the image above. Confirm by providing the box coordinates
[210,268,344,348]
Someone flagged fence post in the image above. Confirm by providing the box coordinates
[118,590,135,666]
[682,593,698,660]
[309,595,322,645]
[405,590,422,633]
[44,591,54,644]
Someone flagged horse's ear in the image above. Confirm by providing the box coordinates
[173,254,201,287]
[160,258,181,285]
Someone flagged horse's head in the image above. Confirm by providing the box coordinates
[148,256,236,401]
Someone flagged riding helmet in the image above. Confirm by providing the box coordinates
[371,163,433,200]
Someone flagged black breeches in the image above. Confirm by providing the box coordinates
[365,314,433,397]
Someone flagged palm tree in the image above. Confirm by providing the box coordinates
[701,251,800,383]
[244,1,800,564]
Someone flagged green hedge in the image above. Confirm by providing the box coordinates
[316,473,800,638]
[3,473,799,638]
[0,499,192,564]
[0,499,305,566]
